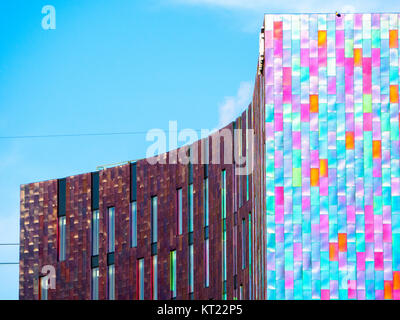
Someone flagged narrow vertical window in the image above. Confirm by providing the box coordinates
[131,202,137,247]
[188,184,194,233]
[151,196,158,244]
[246,109,249,202]
[108,264,115,300]
[39,276,48,300]
[189,244,194,295]
[238,120,242,207]
[233,215,238,299]
[203,178,209,227]
[204,238,209,288]
[221,170,227,300]
[108,207,115,253]
[151,255,158,300]
[58,216,66,261]
[177,188,182,235]
[91,172,99,257]
[92,210,99,256]
[91,267,99,300]
[137,258,144,300]
[204,175,209,289]
[170,250,176,299]
[248,212,252,300]
[239,284,243,300]
[57,178,66,262]
[242,218,246,270]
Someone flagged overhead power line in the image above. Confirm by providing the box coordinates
[0,243,19,265]
[0,129,208,140]
[0,131,149,140]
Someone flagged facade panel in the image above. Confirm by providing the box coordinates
[264,13,400,300]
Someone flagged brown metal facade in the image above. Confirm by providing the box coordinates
[19,69,265,300]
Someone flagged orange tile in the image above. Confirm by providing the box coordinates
[338,233,347,252]
[274,21,283,39]
[346,132,355,150]
[310,168,319,187]
[318,30,327,47]
[384,281,393,300]
[373,140,381,159]
[394,271,400,290]
[310,95,319,113]
[354,48,362,67]
[320,159,328,177]
[329,243,338,261]
[390,85,399,103]
[390,30,398,48]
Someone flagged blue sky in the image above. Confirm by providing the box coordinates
[1,0,400,300]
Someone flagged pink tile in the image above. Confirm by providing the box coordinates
[375,252,384,270]
[320,215,329,233]
[364,113,372,131]
[285,271,294,289]
[372,48,381,67]
[328,77,336,94]
[294,242,302,261]
[301,104,310,122]
[321,290,330,300]
[365,205,374,223]
[293,131,301,149]
[365,224,374,242]
[302,196,311,210]
[383,224,392,243]
[275,187,284,205]
[357,252,366,271]
[336,48,344,66]
[275,113,283,131]
[275,205,284,224]
[347,206,356,224]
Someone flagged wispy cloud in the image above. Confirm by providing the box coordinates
[170,0,400,12]
[217,81,253,129]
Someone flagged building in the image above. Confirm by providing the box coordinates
[20,13,400,300]
[19,72,265,300]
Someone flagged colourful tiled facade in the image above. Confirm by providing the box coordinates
[265,13,400,300]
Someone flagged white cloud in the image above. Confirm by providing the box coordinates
[217,81,253,128]
[171,0,400,12]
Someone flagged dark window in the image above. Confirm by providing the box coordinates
[170,251,176,299]
[130,163,137,202]
[108,207,115,253]
[177,188,183,235]
[151,196,157,243]
[108,264,115,300]
[92,210,99,256]
[91,267,99,300]
[131,202,137,247]
[151,255,158,300]
[137,258,144,300]
[58,216,66,261]
[57,178,66,217]
[91,172,99,210]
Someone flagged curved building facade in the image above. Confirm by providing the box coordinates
[20,13,400,300]
[19,68,265,300]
